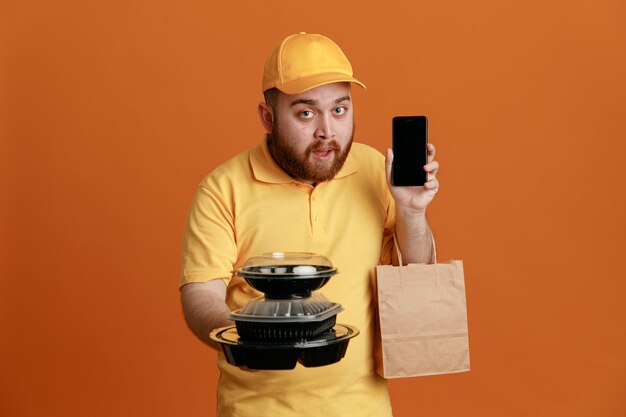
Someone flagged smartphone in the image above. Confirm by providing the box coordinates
[391,116,428,186]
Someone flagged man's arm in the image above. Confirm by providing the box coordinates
[394,206,434,264]
[181,280,232,351]
[385,143,440,264]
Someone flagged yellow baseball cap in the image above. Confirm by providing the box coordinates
[262,32,366,94]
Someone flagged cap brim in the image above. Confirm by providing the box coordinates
[275,72,366,95]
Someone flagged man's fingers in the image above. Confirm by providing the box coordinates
[427,143,436,163]
[424,160,439,173]
[424,178,439,191]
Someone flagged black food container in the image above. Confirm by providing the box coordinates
[230,294,343,340]
[210,324,359,370]
[209,252,359,370]
[237,252,338,299]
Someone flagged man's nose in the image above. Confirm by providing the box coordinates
[314,114,335,140]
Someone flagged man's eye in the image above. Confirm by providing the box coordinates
[334,107,346,115]
[300,110,313,118]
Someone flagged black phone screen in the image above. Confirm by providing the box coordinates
[392,116,428,186]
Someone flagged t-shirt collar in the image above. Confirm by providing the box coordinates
[249,137,359,184]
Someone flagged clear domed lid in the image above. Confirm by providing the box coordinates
[238,252,336,278]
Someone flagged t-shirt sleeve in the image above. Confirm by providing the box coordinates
[179,184,237,288]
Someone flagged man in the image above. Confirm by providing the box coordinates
[180,32,439,417]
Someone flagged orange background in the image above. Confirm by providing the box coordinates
[1,1,625,416]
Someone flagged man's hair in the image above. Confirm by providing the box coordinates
[263,87,279,114]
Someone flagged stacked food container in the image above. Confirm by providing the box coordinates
[210,252,359,370]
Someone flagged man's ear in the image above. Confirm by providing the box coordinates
[257,102,274,134]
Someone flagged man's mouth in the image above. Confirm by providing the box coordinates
[310,140,340,157]
[311,148,335,161]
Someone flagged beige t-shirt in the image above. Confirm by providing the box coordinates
[181,140,395,417]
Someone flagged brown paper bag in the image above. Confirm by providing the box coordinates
[375,237,470,378]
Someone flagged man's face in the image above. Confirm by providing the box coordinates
[268,82,354,184]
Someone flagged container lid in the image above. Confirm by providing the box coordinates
[230,294,343,323]
[238,252,337,279]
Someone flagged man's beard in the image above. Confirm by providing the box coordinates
[268,124,354,184]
